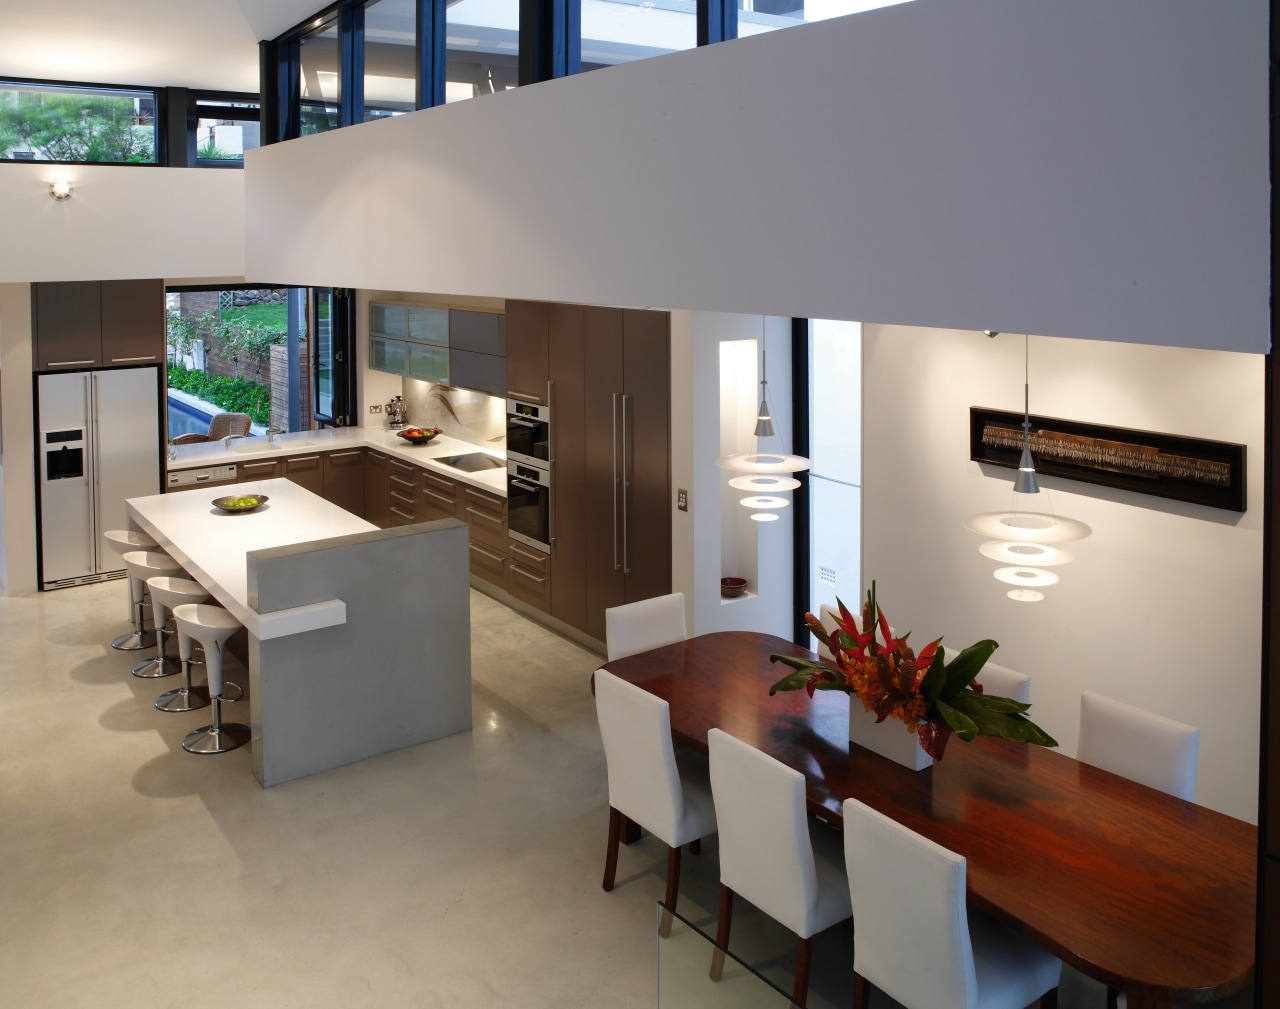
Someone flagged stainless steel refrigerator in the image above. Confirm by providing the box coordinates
[37,367,161,589]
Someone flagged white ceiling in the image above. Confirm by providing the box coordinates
[0,0,329,93]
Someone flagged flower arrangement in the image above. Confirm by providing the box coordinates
[769,583,1057,761]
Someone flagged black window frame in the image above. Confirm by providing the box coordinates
[0,75,164,168]
[190,90,262,169]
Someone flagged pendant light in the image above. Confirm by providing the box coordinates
[716,317,810,516]
[966,332,1089,601]
[1013,334,1039,494]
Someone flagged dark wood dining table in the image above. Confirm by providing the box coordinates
[601,631,1257,1009]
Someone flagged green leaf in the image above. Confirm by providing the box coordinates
[945,691,1058,747]
[935,697,980,741]
[964,692,1030,714]
[919,643,947,702]
[938,640,999,701]
[769,654,835,675]
[768,670,815,695]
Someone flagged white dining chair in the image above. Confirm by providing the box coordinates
[594,669,716,929]
[605,592,687,661]
[1078,691,1200,1009]
[973,661,1032,703]
[707,727,851,1007]
[843,797,1062,1009]
[1078,691,1199,801]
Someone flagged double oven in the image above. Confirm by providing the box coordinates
[506,398,551,554]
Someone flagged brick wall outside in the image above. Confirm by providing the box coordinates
[269,341,313,432]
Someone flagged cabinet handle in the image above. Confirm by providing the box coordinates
[391,490,415,505]
[622,392,631,575]
[391,474,416,488]
[422,487,455,506]
[466,506,502,525]
[242,462,275,472]
[509,417,538,428]
[548,379,556,546]
[424,474,455,491]
[468,490,503,508]
[507,390,545,405]
[48,359,96,367]
[329,450,361,459]
[195,474,211,482]
[510,479,540,493]
[390,506,415,521]
[510,543,545,565]
[612,392,619,572]
[369,451,387,461]
[512,565,547,585]
[109,355,156,363]
[469,542,505,562]
[288,455,320,463]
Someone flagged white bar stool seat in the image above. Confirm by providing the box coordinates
[148,578,212,712]
[121,551,183,675]
[104,530,159,650]
[173,604,249,755]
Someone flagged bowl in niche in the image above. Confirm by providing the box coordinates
[721,577,747,598]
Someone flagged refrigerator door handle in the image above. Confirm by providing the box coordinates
[83,374,96,570]
[90,372,102,571]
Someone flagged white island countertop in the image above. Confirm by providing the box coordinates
[167,427,508,497]
[127,478,378,639]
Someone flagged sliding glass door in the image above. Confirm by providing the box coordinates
[312,287,357,426]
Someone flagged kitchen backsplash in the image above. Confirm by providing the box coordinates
[402,379,505,447]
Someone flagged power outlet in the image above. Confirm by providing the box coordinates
[677,488,688,512]
[370,404,383,414]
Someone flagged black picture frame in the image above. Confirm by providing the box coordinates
[969,407,1247,512]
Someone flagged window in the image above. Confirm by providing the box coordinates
[581,0,697,71]
[300,17,342,135]
[447,0,519,103]
[364,0,418,120]
[737,0,914,39]
[0,80,157,164]
[194,95,260,165]
[806,318,862,624]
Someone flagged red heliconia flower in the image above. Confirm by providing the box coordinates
[913,638,941,690]
[834,599,876,658]
[805,668,839,698]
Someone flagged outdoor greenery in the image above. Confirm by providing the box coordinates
[220,303,288,331]
[166,307,286,383]
[197,138,232,160]
[167,366,272,426]
[0,91,155,163]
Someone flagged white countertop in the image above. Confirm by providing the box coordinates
[127,477,379,639]
[168,428,508,497]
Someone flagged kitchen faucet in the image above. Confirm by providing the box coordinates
[224,434,249,448]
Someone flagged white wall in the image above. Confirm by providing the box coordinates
[0,164,245,283]
[862,324,1264,822]
[244,0,1267,354]
[0,284,38,595]
[671,311,795,639]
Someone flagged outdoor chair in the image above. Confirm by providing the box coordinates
[172,412,252,445]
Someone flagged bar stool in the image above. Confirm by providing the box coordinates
[148,577,212,712]
[104,529,158,650]
[121,551,184,677]
[173,604,249,755]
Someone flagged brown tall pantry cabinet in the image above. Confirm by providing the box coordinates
[508,300,671,642]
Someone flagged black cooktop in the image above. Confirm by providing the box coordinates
[444,452,505,473]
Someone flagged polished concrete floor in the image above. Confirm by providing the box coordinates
[0,583,1252,1009]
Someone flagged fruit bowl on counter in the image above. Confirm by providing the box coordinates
[396,426,441,446]
[212,493,269,514]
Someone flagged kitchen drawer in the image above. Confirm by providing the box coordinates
[509,560,551,612]
[468,539,509,589]
[423,470,458,495]
[508,541,550,576]
[237,458,280,482]
[389,457,419,482]
[417,483,458,523]
[389,468,420,500]
[389,500,418,527]
[282,454,324,496]
[463,497,507,550]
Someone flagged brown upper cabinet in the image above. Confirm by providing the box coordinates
[32,279,164,371]
[505,300,549,404]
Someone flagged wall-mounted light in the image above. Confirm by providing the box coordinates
[49,178,73,201]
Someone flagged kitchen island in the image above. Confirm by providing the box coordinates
[127,478,472,786]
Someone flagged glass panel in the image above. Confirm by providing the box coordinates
[373,335,409,374]
[196,117,258,162]
[371,302,408,338]
[407,306,448,345]
[314,289,336,419]
[737,0,915,40]
[364,0,418,121]
[407,343,447,382]
[447,0,519,104]
[0,81,157,163]
[656,904,794,1008]
[808,318,862,635]
[581,0,697,71]
[300,18,341,135]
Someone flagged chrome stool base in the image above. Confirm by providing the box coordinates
[112,629,155,651]
[131,655,180,678]
[156,684,209,713]
[182,723,250,755]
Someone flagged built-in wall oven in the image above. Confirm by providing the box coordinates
[506,398,550,467]
[507,459,551,554]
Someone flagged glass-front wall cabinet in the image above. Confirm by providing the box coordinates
[370,303,449,382]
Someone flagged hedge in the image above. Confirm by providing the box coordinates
[168,366,271,426]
